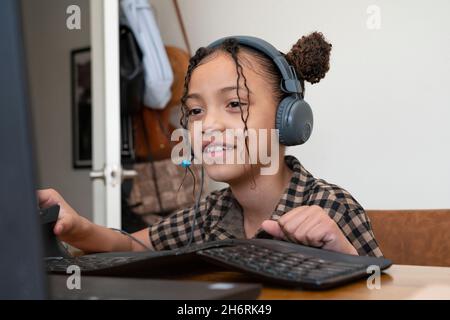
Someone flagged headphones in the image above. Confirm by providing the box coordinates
[207,36,313,146]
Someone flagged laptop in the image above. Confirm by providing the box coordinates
[0,0,261,300]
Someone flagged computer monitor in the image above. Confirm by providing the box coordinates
[0,0,47,299]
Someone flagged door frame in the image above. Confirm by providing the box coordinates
[89,0,121,228]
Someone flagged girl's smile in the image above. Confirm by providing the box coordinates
[184,51,280,183]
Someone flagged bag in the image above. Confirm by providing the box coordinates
[127,160,201,221]
[120,24,144,116]
[120,24,144,160]
[125,46,196,224]
[120,0,174,109]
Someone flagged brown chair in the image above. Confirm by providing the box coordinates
[366,209,450,267]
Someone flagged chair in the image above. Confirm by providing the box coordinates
[366,209,450,267]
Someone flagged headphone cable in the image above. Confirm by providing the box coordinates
[186,165,204,247]
[109,227,151,251]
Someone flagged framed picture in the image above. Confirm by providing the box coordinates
[71,47,92,169]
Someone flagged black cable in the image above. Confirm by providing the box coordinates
[109,228,151,251]
[186,165,204,247]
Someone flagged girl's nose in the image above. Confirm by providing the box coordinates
[202,107,225,134]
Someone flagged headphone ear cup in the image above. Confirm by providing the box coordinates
[275,96,313,146]
[275,97,291,146]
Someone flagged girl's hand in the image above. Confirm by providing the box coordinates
[261,205,358,255]
[37,188,91,246]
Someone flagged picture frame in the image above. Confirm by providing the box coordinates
[71,47,92,169]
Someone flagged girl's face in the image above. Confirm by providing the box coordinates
[185,51,281,184]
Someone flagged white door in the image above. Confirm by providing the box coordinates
[89,0,136,228]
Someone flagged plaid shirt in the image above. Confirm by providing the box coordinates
[149,155,382,257]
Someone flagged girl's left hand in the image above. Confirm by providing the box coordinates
[261,205,358,255]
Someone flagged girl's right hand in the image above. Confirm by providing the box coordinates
[37,188,90,246]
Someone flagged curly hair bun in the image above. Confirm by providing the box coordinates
[285,31,332,84]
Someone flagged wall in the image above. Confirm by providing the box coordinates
[151,0,188,50]
[157,0,450,209]
[21,0,93,219]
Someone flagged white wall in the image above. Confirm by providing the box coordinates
[162,0,450,209]
[151,0,188,50]
[21,0,93,219]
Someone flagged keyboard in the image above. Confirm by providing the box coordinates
[45,239,391,290]
[198,242,370,289]
[45,240,227,277]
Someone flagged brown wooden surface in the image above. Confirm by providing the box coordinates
[366,210,450,267]
[173,265,450,299]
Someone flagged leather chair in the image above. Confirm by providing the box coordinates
[366,209,450,267]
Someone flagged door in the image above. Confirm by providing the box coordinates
[89,0,136,228]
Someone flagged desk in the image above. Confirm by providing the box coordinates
[174,265,450,299]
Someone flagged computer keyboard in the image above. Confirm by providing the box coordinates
[45,239,391,290]
[45,240,227,277]
[197,242,370,289]
[45,247,204,277]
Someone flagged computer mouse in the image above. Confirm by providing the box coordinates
[40,205,72,258]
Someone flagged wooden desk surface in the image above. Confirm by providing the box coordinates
[176,265,450,299]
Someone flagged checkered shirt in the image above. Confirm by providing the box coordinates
[149,155,383,257]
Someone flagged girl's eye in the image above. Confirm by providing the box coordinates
[187,108,203,116]
[227,101,247,109]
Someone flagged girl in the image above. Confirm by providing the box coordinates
[38,32,382,257]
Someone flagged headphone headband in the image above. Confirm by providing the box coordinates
[207,35,313,146]
[207,36,303,95]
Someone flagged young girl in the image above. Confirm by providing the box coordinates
[38,32,382,257]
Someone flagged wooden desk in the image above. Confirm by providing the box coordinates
[176,265,450,299]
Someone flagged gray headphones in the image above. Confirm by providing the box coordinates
[208,36,313,146]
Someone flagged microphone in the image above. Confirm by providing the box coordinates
[181,159,191,168]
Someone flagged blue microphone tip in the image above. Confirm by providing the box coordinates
[181,159,191,168]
